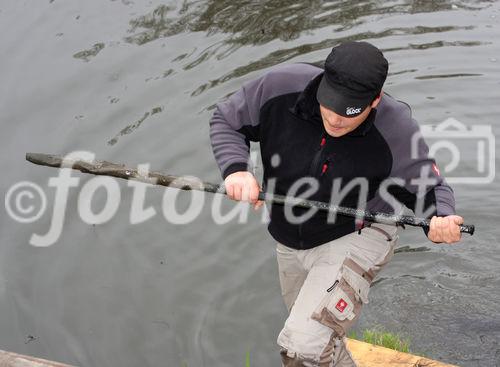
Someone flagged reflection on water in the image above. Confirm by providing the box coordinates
[67,0,493,98]
[73,43,105,62]
[394,245,431,253]
[190,26,483,97]
[125,0,488,48]
[145,68,175,83]
[415,73,483,80]
[107,106,164,146]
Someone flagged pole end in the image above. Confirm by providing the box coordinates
[460,224,475,235]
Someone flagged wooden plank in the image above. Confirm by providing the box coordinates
[1,342,458,367]
[346,338,459,367]
[0,350,74,367]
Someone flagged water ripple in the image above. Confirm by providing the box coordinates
[73,42,105,62]
[415,73,483,80]
[107,106,163,146]
[191,25,482,98]
[123,0,490,48]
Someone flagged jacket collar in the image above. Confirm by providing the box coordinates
[291,71,376,137]
[291,72,323,123]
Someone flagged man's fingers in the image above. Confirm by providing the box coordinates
[241,183,261,203]
[241,185,250,202]
[452,215,464,225]
[436,216,444,243]
[226,184,235,200]
[428,215,464,244]
[233,185,242,201]
[249,184,260,204]
[443,216,461,243]
[224,171,260,203]
[253,200,264,210]
[440,217,452,244]
[430,216,441,242]
[444,217,454,244]
[452,216,462,242]
[437,217,446,243]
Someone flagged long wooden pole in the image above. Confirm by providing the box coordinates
[25,153,475,235]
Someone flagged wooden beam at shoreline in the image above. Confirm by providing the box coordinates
[0,349,74,367]
[347,339,458,367]
[1,341,459,367]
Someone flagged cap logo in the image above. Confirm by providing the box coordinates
[346,107,361,116]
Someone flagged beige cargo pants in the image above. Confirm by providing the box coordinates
[276,223,399,367]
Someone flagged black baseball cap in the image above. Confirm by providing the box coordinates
[316,41,388,118]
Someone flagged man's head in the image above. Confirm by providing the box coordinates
[319,93,381,137]
[316,41,388,136]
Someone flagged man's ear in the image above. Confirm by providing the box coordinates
[370,91,383,108]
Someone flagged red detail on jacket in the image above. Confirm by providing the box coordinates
[432,163,441,176]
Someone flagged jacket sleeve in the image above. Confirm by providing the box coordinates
[209,63,322,179]
[208,76,264,179]
[385,106,456,219]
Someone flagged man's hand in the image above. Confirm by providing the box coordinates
[224,171,264,210]
[427,215,464,244]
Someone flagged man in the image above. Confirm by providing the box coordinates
[209,41,463,366]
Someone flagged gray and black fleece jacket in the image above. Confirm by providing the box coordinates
[209,63,455,249]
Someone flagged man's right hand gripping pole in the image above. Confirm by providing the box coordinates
[224,171,264,210]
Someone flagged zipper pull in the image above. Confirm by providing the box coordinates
[327,280,339,292]
[321,159,330,176]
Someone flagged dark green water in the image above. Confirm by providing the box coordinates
[1,1,499,366]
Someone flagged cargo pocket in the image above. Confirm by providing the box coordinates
[342,263,371,304]
[311,256,372,337]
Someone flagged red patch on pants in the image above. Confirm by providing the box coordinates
[336,298,348,313]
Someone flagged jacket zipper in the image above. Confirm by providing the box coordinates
[308,134,327,176]
[299,133,327,247]
[321,158,330,176]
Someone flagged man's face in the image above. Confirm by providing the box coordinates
[319,104,372,137]
[319,93,382,137]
